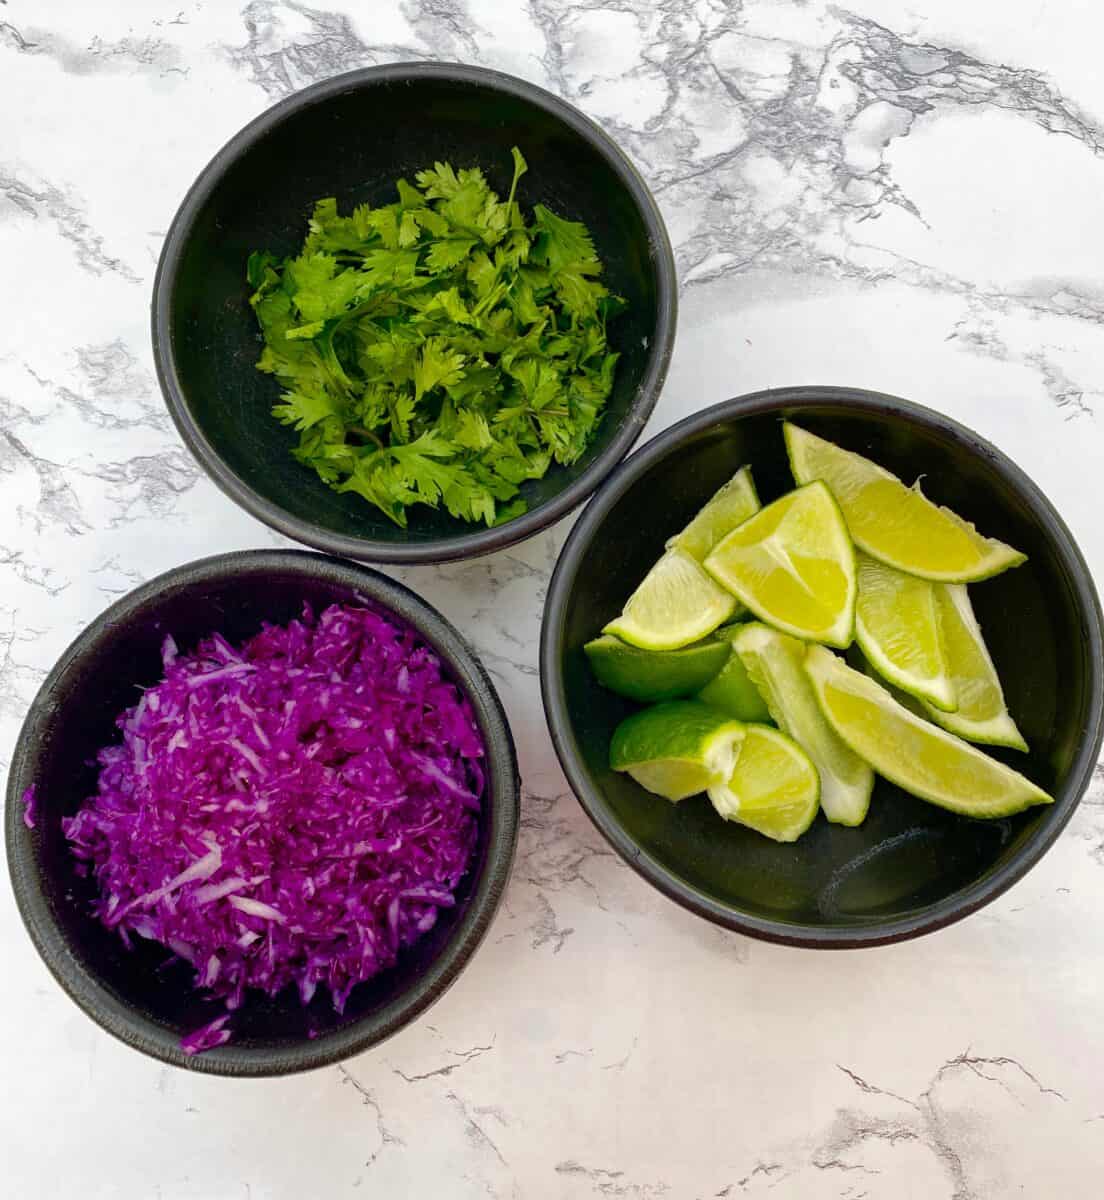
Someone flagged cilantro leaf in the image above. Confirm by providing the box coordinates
[553,268,608,321]
[272,389,343,431]
[466,251,497,299]
[531,204,598,272]
[247,250,279,291]
[425,238,478,273]
[413,338,466,401]
[415,161,463,199]
[454,409,494,451]
[358,248,422,289]
[398,210,420,248]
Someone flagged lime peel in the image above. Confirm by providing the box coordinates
[610,700,746,801]
[696,624,772,722]
[584,634,730,703]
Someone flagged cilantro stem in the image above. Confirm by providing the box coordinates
[506,146,528,222]
[333,298,386,337]
[347,425,385,449]
[471,280,508,318]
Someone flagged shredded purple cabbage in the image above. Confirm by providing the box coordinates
[22,784,36,829]
[62,603,483,1053]
[179,1013,232,1055]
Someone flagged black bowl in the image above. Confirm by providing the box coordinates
[540,387,1104,947]
[153,62,676,565]
[5,551,519,1075]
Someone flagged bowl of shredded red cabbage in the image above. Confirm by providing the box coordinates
[6,551,518,1075]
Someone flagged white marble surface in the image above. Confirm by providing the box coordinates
[2,1,1103,1195]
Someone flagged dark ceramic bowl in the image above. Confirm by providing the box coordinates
[153,62,676,565]
[541,387,1104,946]
[6,551,519,1075]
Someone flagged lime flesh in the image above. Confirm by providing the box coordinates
[604,548,736,651]
[610,701,746,801]
[732,622,873,825]
[704,481,857,648]
[708,724,820,842]
[584,634,729,703]
[855,553,956,711]
[785,423,1026,583]
[668,466,761,561]
[805,645,1051,817]
[922,584,1028,750]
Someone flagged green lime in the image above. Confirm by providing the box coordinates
[668,466,760,561]
[732,622,873,825]
[805,645,1051,818]
[704,481,856,648]
[785,423,1025,582]
[922,584,1028,751]
[708,724,820,842]
[609,700,745,801]
[855,553,956,711]
[695,624,772,722]
[604,548,736,651]
[584,634,729,703]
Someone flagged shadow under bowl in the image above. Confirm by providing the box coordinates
[153,62,677,564]
[6,550,519,1075]
[540,387,1104,946]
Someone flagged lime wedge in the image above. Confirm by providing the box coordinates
[784,423,1026,582]
[855,553,956,711]
[732,623,873,825]
[695,624,772,722]
[584,634,729,703]
[668,466,761,561]
[604,548,736,651]
[704,481,856,648]
[921,584,1028,751]
[805,645,1051,817]
[610,701,746,801]
[708,724,819,842]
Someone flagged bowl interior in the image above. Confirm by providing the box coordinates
[13,556,511,1067]
[552,399,1098,938]
[163,71,664,548]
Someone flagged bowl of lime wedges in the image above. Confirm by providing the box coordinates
[540,387,1104,946]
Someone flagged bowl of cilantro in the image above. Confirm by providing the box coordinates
[153,63,677,564]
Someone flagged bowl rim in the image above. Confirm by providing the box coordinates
[151,61,678,566]
[5,549,520,1076]
[539,385,1104,948]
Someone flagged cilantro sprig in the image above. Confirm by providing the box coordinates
[246,148,625,528]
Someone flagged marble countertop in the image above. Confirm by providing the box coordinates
[3,1,1103,1196]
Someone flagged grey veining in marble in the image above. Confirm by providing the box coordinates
[2,2,1103,1196]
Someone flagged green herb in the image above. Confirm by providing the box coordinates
[246,148,625,528]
